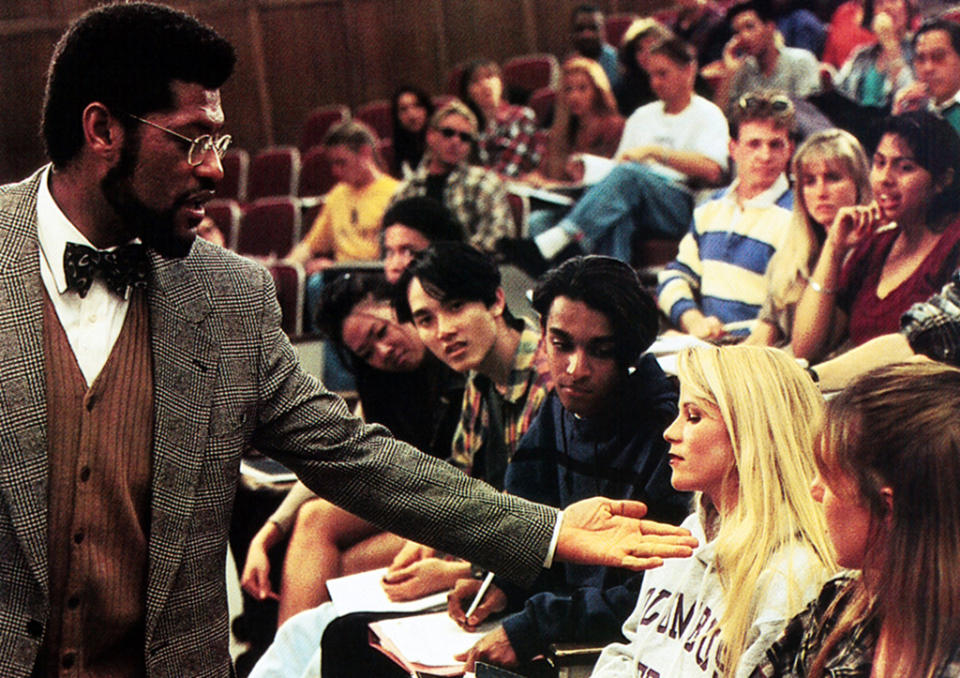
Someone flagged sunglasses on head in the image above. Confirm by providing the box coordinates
[738,93,794,115]
[437,127,475,143]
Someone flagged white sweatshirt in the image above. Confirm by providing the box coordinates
[591,510,825,678]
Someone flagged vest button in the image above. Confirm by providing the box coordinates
[79,466,91,482]
[25,620,42,637]
[73,531,84,545]
[67,595,80,610]
[62,652,75,668]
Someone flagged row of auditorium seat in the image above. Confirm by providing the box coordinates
[208,183,530,261]
[299,51,564,158]
[219,145,339,205]
[228,7,747,208]
[216,30,674,341]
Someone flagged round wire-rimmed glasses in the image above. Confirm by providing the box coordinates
[127,113,232,166]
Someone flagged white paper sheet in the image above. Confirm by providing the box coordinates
[326,567,449,616]
[370,611,497,668]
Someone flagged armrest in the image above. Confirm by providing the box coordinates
[544,643,605,678]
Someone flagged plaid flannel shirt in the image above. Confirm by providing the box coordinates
[449,319,551,474]
[477,103,544,178]
[391,160,514,251]
[901,268,960,366]
[755,574,960,677]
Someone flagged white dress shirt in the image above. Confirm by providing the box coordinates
[36,166,136,386]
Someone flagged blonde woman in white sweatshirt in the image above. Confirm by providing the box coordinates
[592,345,837,678]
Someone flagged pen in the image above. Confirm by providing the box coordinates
[464,571,495,620]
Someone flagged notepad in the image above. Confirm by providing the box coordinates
[369,611,498,676]
[326,567,449,616]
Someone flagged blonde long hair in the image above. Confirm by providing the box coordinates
[765,130,871,339]
[676,345,837,676]
[545,56,618,179]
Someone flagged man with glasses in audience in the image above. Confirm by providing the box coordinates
[390,101,513,253]
[657,91,795,340]
[893,18,960,136]
[0,4,699,676]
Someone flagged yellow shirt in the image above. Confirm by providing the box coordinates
[301,174,400,261]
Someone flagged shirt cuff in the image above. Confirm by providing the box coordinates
[543,511,563,568]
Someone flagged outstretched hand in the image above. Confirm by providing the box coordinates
[556,497,698,570]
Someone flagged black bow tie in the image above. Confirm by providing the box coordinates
[63,242,150,299]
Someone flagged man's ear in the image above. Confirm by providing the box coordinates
[81,102,125,161]
[490,287,506,318]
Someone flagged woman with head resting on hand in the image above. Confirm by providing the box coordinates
[592,345,837,678]
[755,361,960,677]
[746,128,872,348]
[792,110,960,363]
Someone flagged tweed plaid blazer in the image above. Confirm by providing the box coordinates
[0,170,557,677]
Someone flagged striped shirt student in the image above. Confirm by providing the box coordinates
[657,175,794,337]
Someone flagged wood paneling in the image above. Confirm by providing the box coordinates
[0,0,668,183]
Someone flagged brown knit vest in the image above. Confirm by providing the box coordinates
[41,290,154,677]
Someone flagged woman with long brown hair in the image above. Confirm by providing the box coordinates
[757,361,960,677]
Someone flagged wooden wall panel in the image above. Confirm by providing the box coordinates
[258,2,352,147]
[442,0,534,69]
[388,0,447,96]
[0,28,61,181]
[0,0,674,184]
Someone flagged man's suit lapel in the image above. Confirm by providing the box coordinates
[144,250,219,641]
[0,175,50,595]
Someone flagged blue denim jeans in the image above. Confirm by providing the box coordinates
[560,163,694,262]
